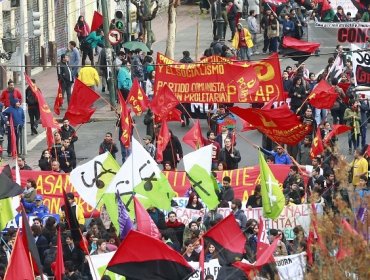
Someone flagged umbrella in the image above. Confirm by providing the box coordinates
[122,41,150,52]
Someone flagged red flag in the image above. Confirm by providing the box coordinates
[9,116,17,158]
[310,126,324,158]
[318,0,332,15]
[323,124,351,144]
[64,79,100,126]
[25,73,59,129]
[62,188,89,254]
[107,230,194,279]
[203,214,246,265]
[263,0,288,6]
[233,238,279,275]
[91,11,103,32]
[133,196,161,239]
[53,81,64,115]
[4,231,34,280]
[282,36,320,53]
[230,105,311,145]
[53,227,65,280]
[21,205,43,275]
[182,120,205,149]
[46,128,54,149]
[308,80,338,109]
[154,108,182,123]
[256,217,271,260]
[150,85,179,120]
[156,121,170,162]
[241,119,256,132]
[118,90,132,148]
[336,219,363,261]
[127,79,150,116]
[199,238,205,280]
[306,227,315,265]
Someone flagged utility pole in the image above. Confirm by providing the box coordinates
[126,0,131,42]
[19,1,27,155]
[101,0,116,109]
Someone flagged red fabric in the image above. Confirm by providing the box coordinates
[127,79,149,115]
[90,11,103,32]
[53,81,64,115]
[230,105,310,145]
[166,220,185,228]
[46,127,54,149]
[4,231,34,280]
[53,227,65,280]
[310,126,324,158]
[318,0,332,14]
[156,121,170,162]
[233,238,279,275]
[203,214,246,255]
[182,120,206,149]
[154,108,182,123]
[64,79,100,126]
[256,217,271,260]
[150,85,179,120]
[264,0,289,6]
[241,119,256,132]
[9,116,17,158]
[0,88,22,108]
[308,80,337,109]
[323,124,351,144]
[21,206,43,275]
[282,36,320,53]
[118,91,132,148]
[199,238,205,280]
[306,228,315,265]
[107,230,194,275]
[25,74,59,129]
[134,197,161,239]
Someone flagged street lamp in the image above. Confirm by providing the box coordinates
[1,31,17,60]
[216,0,225,41]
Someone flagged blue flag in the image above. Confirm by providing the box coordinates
[117,193,133,240]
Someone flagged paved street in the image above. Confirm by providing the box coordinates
[1,4,359,169]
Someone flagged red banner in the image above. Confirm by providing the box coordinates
[17,165,295,217]
[155,53,272,103]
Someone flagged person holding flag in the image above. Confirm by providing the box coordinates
[3,99,25,157]
[344,100,360,154]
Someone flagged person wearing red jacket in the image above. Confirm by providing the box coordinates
[0,80,22,108]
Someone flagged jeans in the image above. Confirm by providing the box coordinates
[314,108,327,125]
[228,19,236,40]
[82,46,94,66]
[62,81,72,104]
[238,46,250,61]
[269,37,278,53]
[361,123,367,148]
[120,141,131,164]
[263,33,269,52]
[28,107,40,130]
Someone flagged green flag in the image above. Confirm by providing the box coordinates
[0,197,15,230]
[258,150,285,220]
[187,164,220,210]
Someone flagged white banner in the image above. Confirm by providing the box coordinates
[275,252,307,280]
[170,199,311,240]
[188,259,221,280]
[314,22,370,28]
[87,252,124,280]
[351,44,370,87]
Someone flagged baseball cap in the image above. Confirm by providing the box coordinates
[35,195,43,201]
[143,135,152,141]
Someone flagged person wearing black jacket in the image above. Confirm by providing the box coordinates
[57,54,73,105]
[57,139,76,173]
[25,79,40,135]
[39,149,52,171]
[60,119,78,151]
[218,137,241,170]
[161,130,183,169]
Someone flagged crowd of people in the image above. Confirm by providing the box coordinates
[0,1,370,280]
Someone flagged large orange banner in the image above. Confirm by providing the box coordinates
[155,53,283,103]
[17,164,293,217]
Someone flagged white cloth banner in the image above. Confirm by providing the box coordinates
[188,259,221,280]
[87,252,124,280]
[274,252,307,280]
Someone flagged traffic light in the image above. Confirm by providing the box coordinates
[10,0,20,7]
[114,10,125,31]
[32,11,41,36]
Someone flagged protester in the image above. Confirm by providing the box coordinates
[0,80,22,108]
[21,194,50,218]
[218,137,241,170]
[143,135,156,159]
[182,239,200,262]
[3,99,25,156]
[117,59,132,101]
[259,144,291,165]
[186,193,204,210]
[60,119,78,151]
[57,138,77,173]
[161,130,183,169]
[68,41,80,78]
[99,132,119,159]
[23,178,37,203]
[81,29,104,66]
[51,160,64,173]
[231,23,253,61]
[57,54,74,104]
[246,184,262,208]
[14,156,32,170]
[78,62,100,89]
[231,199,247,230]
[74,15,90,44]
[25,79,40,135]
